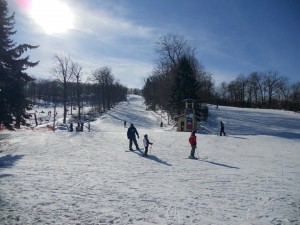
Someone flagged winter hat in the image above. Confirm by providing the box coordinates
[144,134,148,138]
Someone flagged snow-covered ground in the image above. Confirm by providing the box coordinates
[0,95,299,225]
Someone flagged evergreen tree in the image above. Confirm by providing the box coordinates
[169,56,199,115]
[0,0,39,129]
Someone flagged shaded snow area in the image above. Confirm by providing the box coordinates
[1,95,300,225]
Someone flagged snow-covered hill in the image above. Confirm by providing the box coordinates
[1,95,299,225]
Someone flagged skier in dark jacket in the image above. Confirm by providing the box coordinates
[127,123,140,150]
[220,121,226,136]
[69,122,73,132]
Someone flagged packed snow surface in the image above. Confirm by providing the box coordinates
[0,95,300,225]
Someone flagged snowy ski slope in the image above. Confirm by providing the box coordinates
[0,95,299,225]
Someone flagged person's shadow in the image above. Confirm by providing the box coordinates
[134,150,172,166]
[200,159,239,169]
[0,154,24,169]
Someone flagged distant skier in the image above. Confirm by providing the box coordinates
[69,122,73,132]
[127,123,140,150]
[124,120,127,128]
[189,131,197,159]
[143,134,153,157]
[87,121,90,132]
[220,121,226,136]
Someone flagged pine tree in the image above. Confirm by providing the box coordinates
[169,56,199,115]
[0,0,39,129]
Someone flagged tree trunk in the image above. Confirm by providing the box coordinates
[63,78,67,124]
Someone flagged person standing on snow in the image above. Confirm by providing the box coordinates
[189,131,197,159]
[127,123,140,150]
[143,134,153,157]
[220,121,226,136]
[69,122,73,132]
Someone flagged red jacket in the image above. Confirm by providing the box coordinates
[189,134,197,146]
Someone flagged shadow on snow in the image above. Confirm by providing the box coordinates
[201,159,240,169]
[133,150,172,166]
[0,154,24,169]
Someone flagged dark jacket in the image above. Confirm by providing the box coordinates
[220,121,224,129]
[127,125,139,140]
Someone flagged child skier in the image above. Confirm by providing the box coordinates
[143,134,153,157]
[189,131,197,159]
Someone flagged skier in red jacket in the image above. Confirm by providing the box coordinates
[189,131,197,159]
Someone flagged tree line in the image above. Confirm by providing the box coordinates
[47,54,127,124]
[2,0,299,130]
[27,60,128,124]
[215,72,300,111]
[142,34,300,118]
[0,0,127,129]
[142,34,214,119]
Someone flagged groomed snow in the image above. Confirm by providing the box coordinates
[0,95,299,225]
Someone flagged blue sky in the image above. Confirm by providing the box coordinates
[8,0,300,88]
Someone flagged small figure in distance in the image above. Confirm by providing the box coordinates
[220,121,226,136]
[69,122,73,132]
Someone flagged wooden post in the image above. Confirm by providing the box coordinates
[53,104,56,132]
[33,113,38,126]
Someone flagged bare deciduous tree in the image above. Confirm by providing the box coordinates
[143,34,213,117]
[155,33,196,70]
[71,62,83,121]
[291,82,300,102]
[91,67,115,111]
[263,71,287,108]
[51,54,73,124]
[249,72,265,105]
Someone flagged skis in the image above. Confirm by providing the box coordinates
[197,157,208,160]
[125,148,144,152]
[185,156,208,161]
[188,156,199,160]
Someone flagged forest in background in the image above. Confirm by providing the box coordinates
[1,0,299,130]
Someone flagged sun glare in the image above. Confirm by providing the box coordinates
[29,0,74,34]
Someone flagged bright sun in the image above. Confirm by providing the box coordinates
[29,0,74,34]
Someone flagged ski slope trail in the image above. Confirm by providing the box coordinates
[207,105,300,138]
[0,95,300,225]
[92,95,164,133]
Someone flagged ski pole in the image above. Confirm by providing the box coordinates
[195,147,200,158]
